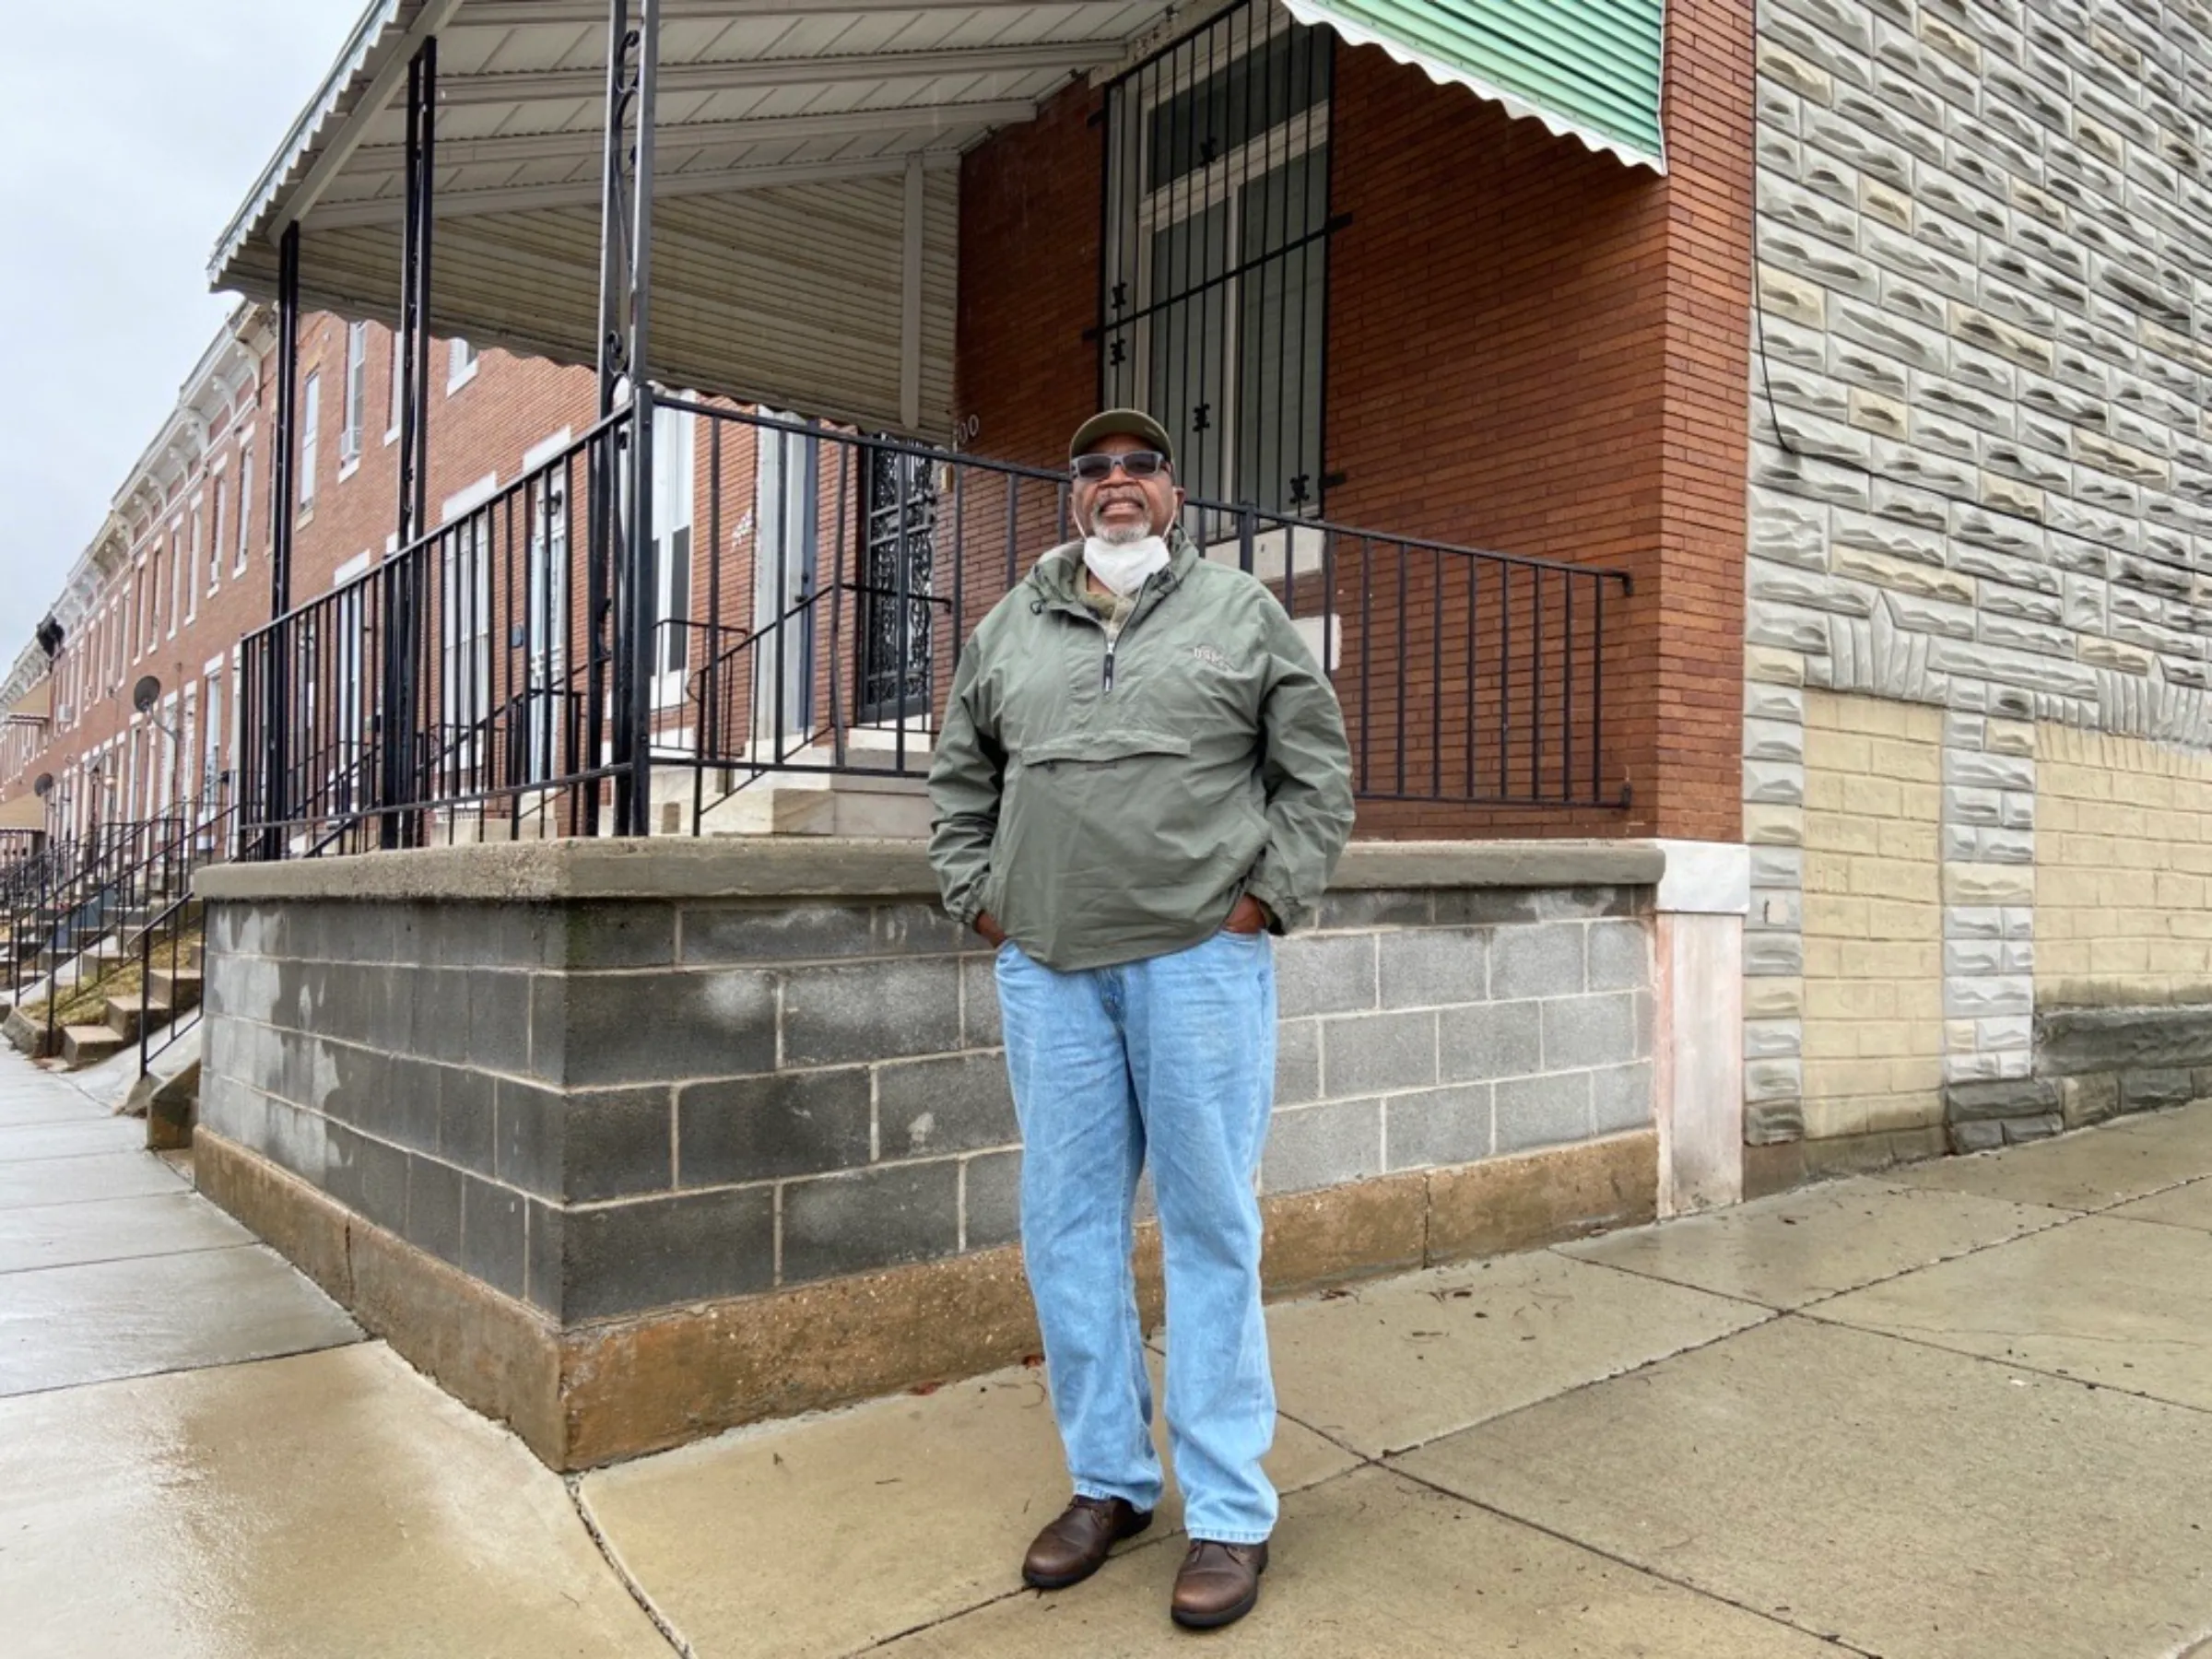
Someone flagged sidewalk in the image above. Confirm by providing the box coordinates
[3,1041,2208,1658]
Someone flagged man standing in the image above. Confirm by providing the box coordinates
[928,410,1355,1630]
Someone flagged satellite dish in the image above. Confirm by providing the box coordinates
[132,675,163,715]
[32,773,54,799]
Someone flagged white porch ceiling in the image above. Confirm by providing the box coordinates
[211,0,1183,438]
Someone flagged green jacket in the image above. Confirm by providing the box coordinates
[927,530,1355,971]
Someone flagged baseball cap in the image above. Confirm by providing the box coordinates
[1068,408,1176,468]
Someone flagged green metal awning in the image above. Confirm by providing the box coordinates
[1282,0,1665,171]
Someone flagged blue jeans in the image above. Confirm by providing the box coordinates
[995,929,1279,1546]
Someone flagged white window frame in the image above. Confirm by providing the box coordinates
[227,648,243,822]
[157,691,181,814]
[168,526,183,639]
[447,337,478,393]
[299,371,321,512]
[387,328,405,442]
[331,551,373,801]
[203,651,229,824]
[650,406,695,712]
[235,447,254,574]
[439,475,500,781]
[207,470,227,595]
[752,412,819,742]
[179,684,198,818]
[185,500,204,624]
[340,320,369,471]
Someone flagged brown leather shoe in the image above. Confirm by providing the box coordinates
[1171,1538,1269,1630]
[1021,1495,1152,1589]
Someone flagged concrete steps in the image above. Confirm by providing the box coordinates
[693,773,932,839]
[61,1024,126,1068]
[147,969,203,1017]
[85,970,199,1065]
[102,989,180,1046]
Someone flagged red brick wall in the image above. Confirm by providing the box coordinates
[954,8,1753,843]
[1647,0,1757,845]
[956,76,1103,481]
[1326,9,1751,841]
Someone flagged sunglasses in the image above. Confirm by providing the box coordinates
[1071,450,1171,483]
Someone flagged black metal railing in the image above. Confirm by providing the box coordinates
[2,818,190,1041]
[2,808,236,1060]
[234,401,1629,854]
[238,412,629,852]
[0,829,41,881]
[138,888,206,1078]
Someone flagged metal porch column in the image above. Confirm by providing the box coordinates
[261,222,301,861]
[594,0,661,838]
[381,37,438,851]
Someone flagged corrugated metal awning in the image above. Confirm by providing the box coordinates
[6,681,51,724]
[209,0,1184,439]
[1279,0,1665,170]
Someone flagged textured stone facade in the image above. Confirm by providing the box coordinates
[1745,0,2212,1149]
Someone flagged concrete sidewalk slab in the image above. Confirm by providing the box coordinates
[580,1356,1356,1659]
[878,1465,1842,1657]
[1394,1318,2212,1659]
[0,1190,254,1275]
[2110,1177,2212,1233]
[0,1148,187,1209]
[0,1117,144,1161]
[0,1243,361,1395]
[1560,1178,2069,1309]
[2105,1103,2212,1166]
[1265,1251,1765,1458]
[1811,1213,2212,1411]
[0,1342,665,1659]
[0,1094,103,1130]
[1891,1107,2210,1211]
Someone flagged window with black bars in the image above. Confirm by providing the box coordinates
[1098,0,1335,521]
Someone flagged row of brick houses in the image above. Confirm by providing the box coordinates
[6,0,2211,1459]
[0,314,603,847]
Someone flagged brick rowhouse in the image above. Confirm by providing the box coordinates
[12,0,1755,855]
[957,2,1754,843]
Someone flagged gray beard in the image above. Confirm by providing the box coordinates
[1086,515,1152,547]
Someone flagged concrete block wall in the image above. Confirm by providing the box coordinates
[1266,892,1653,1191]
[199,880,1654,1333]
[1745,0,2212,1159]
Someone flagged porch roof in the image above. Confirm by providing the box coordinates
[209,0,1666,439]
[209,0,1184,440]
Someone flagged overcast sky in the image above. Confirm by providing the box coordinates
[0,0,364,630]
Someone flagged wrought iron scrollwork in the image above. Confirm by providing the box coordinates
[858,447,939,724]
[598,23,647,400]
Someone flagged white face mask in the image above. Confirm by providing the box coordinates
[1082,535,1171,596]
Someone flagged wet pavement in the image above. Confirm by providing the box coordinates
[2,1041,2209,1657]
[0,1053,662,1658]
